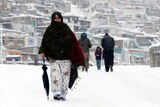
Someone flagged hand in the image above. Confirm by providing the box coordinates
[77,66,87,72]
[77,66,83,70]
[40,53,45,59]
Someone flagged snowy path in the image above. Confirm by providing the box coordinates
[0,64,160,107]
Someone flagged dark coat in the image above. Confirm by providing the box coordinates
[38,24,72,60]
[101,33,115,61]
[38,24,84,66]
[95,46,102,60]
[78,33,92,53]
[101,33,115,51]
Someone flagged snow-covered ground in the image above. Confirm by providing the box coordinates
[0,64,160,107]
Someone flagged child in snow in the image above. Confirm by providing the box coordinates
[95,46,102,70]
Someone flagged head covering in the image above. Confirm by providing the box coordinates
[97,46,101,49]
[50,11,65,34]
[96,46,101,51]
[105,33,109,37]
[80,33,87,40]
[51,11,63,26]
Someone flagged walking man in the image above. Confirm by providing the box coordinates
[78,33,92,71]
[101,33,115,72]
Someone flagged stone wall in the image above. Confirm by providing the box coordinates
[149,45,160,67]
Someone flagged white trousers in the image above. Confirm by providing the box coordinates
[49,60,71,97]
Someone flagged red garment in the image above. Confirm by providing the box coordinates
[71,32,84,66]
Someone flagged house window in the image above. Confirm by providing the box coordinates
[7,42,14,46]
[8,37,14,41]
[28,38,34,45]
[136,14,142,19]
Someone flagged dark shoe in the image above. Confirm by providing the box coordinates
[110,67,113,72]
[106,69,109,72]
[82,67,88,72]
[98,67,101,70]
[60,97,66,101]
[82,67,85,71]
[53,94,61,100]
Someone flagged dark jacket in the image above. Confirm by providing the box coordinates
[39,24,84,66]
[38,24,72,60]
[101,33,115,51]
[78,33,92,53]
[95,46,102,60]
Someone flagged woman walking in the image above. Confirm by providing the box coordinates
[38,11,84,101]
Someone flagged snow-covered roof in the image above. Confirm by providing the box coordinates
[114,36,130,41]
[6,55,22,57]
[93,33,104,38]
[150,43,160,48]
[0,28,27,34]
[79,18,91,22]
[7,0,14,1]
[93,33,129,41]
[136,34,159,37]
[2,14,49,20]
[17,14,47,19]
[63,4,84,18]
[92,0,109,3]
